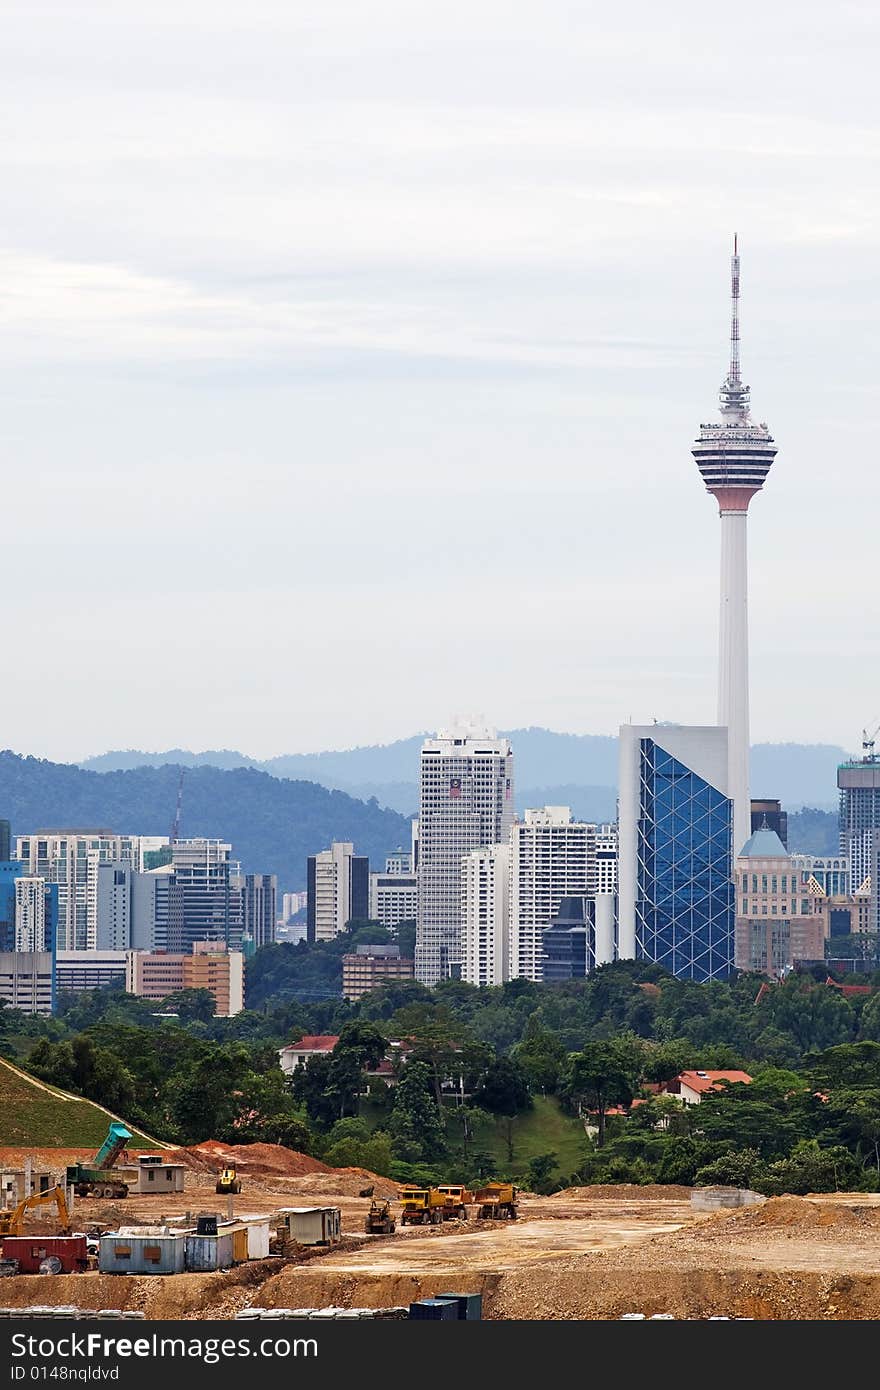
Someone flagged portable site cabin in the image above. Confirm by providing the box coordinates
[277,1207,341,1247]
[240,1216,272,1259]
[99,1229,186,1276]
[133,1156,186,1195]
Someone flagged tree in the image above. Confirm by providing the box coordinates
[694,1147,763,1188]
[471,1057,532,1162]
[159,988,216,1025]
[526,1153,559,1195]
[389,1061,445,1163]
[512,1020,567,1094]
[562,1039,642,1147]
[333,1021,388,1073]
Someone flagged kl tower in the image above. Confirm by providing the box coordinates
[692,239,778,859]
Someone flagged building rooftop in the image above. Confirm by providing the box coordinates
[672,1069,753,1094]
[280,1035,339,1054]
[738,827,789,859]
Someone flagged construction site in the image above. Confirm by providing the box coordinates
[4,1131,880,1320]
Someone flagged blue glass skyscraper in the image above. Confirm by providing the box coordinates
[618,724,735,982]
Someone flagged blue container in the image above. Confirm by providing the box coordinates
[435,1292,483,1321]
[408,1299,459,1321]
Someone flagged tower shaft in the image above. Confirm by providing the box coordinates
[718,509,750,859]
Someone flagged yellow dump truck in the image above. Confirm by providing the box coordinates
[474,1182,518,1220]
[435,1185,473,1221]
[398,1187,448,1226]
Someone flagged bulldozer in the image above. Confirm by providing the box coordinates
[215,1166,242,1195]
[65,1122,132,1199]
[364,1198,396,1235]
[0,1185,71,1241]
[474,1181,518,1220]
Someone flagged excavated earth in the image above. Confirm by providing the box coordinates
[5,1149,880,1320]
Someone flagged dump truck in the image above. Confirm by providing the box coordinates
[65,1121,132,1199]
[0,1185,71,1241]
[398,1187,447,1226]
[435,1185,473,1221]
[364,1198,396,1235]
[215,1166,241,1195]
[474,1181,518,1220]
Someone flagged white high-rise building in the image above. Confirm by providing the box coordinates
[462,844,510,987]
[15,832,170,951]
[14,878,49,952]
[692,241,778,858]
[415,719,514,985]
[369,863,418,933]
[508,807,598,982]
[307,841,369,943]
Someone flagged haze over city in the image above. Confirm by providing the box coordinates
[3,0,878,762]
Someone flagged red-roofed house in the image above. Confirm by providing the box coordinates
[278,1035,340,1075]
[659,1069,752,1105]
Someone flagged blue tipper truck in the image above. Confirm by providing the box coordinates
[66,1122,133,1199]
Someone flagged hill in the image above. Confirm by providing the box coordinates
[0,1057,157,1150]
[79,729,847,814]
[0,752,411,892]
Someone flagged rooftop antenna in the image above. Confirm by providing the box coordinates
[170,768,185,843]
[730,233,740,386]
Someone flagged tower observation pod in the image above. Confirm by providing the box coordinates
[691,239,777,860]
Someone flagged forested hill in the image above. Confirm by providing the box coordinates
[0,752,410,892]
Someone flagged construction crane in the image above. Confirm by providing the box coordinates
[170,768,185,843]
[862,721,880,761]
[0,1185,71,1240]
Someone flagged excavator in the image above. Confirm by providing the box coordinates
[65,1121,133,1199]
[0,1185,71,1241]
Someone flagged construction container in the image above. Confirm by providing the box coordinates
[184,1231,235,1272]
[408,1298,460,1321]
[99,1232,185,1276]
[243,1218,271,1260]
[435,1291,483,1321]
[133,1161,186,1195]
[0,1237,88,1275]
[276,1207,341,1247]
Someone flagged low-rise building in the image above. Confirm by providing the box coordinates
[0,951,54,1015]
[55,950,127,994]
[278,1034,340,1075]
[735,826,827,975]
[125,942,244,1016]
[659,1070,752,1105]
[342,944,414,1000]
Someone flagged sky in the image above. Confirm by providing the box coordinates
[2,0,878,762]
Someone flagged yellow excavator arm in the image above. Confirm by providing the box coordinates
[0,1185,71,1239]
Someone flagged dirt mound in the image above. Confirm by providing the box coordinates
[549,1184,693,1201]
[286,1167,397,1198]
[719,1196,875,1232]
[172,1142,331,1178]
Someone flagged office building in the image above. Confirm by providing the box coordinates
[618,724,735,981]
[281,891,308,921]
[461,843,510,987]
[541,896,594,982]
[126,942,244,1016]
[0,821,10,863]
[55,950,128,994]
[791,854,850,899]
[385,848,413,875]
[416,720,514,985]
[508,807,597,982]
[166,839,243,952]
[735,825,826,974]
[243,873,277,949]
[596,825,618,894]
[692,242,778,858]
[838,756,880,892]
[0,951,54,1015]
[750,799,787,848]
[342,944,414,1000]
[307,842,369,943]
[0,863,57,959]
[14,832,169,951]
[369,865,418,933]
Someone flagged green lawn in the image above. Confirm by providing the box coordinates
[0,1058,156,1150]
[465,1096,589,1185]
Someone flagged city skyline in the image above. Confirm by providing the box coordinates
[3,3,879,762]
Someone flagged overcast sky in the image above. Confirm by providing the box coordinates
[2,1,878,762]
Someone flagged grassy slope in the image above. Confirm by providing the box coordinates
[0,1058,158,1150]
[469,1096,588,1182]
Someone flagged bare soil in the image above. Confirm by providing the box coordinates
[5,1152,880,1320]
